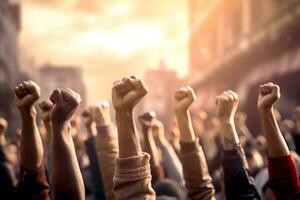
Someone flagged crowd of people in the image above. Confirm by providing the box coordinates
[0,76,300,200]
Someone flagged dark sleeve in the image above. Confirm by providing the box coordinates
[222,147,261,200]
[0,146,17,197]
[85,137,106,200]
[268,155,300,199]
[16,162,51,200]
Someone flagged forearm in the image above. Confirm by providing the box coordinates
[52,123,85,200]
[142,126,160,167]
[43,120,52,146]
[259,108,289,157]
[239,125,252,139]
[95,124,118,200]
[175,111,195,142]
[116,110,142,158]
[180,140,215,200]
[20,111,44,170]
[220,121,240,151]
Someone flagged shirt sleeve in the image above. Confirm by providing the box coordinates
[180,139,215,200]
[95,124,119,200]
[222,147,261,200]
[268,155,300,199]
[113,152,156,200]
[16,161,51,200]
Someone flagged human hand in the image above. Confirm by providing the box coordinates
[39,100,53,122]
[257,82,280,112]
[173,86,196,115]
[216,90,239,124]
[15,80,41,115]
[138,111,156,127]
[50,88,81,127]
[112,76,148,112]
[91,100,111,126]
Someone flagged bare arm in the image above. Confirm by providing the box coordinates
[15,81,50,200]
[112,76,155,200]
[257,83,289,157]
[15,81,43,171]
[139,112,165,183]
[50,88,85,200]
[173,86,215,200]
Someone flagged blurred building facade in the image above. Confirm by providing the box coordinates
[188,0,300,133]
[38,64,87,110]
[138,61,184,132]
[0,0,23,135]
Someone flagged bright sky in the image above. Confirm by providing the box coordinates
[20,0,189,103]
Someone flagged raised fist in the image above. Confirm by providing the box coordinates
[15,80,41,112]
[152,119,166,144]
[0,118,8,134]
[138,111,156,127]
[216,90,239,123]
[50,88,81,125]
[39,100,53,122]
[173,86,196,114]
[112,76,148,111]
[257,82,280,111]
[91,100,111,126]
[81,107,93,128]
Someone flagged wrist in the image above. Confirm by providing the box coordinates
[20,107,37,119]
[52,121,70,133]
[258,106,273,115]
[220,119,235,128]
[175,110,189,118]
[95,117,111,126]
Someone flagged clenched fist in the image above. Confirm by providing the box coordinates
[139,111,156,127]
[216,90,239,123]
[50,88,81,125]
[91,100,111,126]
[257,82,280,112]
[0,118,8,134]
[112,76,148,112]
[173,86,196,114]
[15,80,41,113]
[39,100,53,122]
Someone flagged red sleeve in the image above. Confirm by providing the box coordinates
[268,155,300,199]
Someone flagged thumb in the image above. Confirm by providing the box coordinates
[50,89,63,105]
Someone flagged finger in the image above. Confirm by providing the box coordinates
[175,88,188,100]
[100,100,109,108]
[39,100,53,110]
[14,85,23,97]
[223,91,234,101]
[227,90,238,101]
[81,108,91,117]
[216,95,228,104]
[113,80,126,94]
[61,88,81,106]
[271,84,280,97]
[130,75,137,79]
[128,77,148,95]
[50,89,63,105]
[260,85,272,95]
[23,81,40,97]
[186,86,196,100]
[123,76,134,92]
[16,84,28,97]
